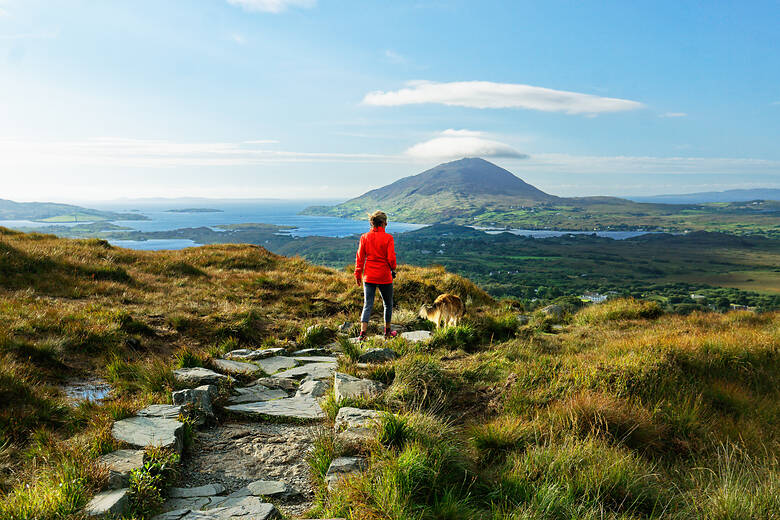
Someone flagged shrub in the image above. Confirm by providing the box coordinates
[298,324,333,349]
[128,449,180,518]
[429,324,479,351]
[378,413,410,451]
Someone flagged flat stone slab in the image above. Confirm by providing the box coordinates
[292,356,339,364]
[162,496,211,513]
[212,359,261,376]
[138,404,183,420]
[273,362,336,381]
[85,488,129,517]
[173,367,228,386]
[228,479,298,498]
[253,377,298,392]
[295,379,328,399]
[225,397,325,421]
[400,330,432,343]
[169,483,226,498]
[357,348,398,363]
[325,457,366,491]
[334,407,383,446]
[255,356,298,375]
[112,416,183,452]
[334,372,385,401]
[291,348,330,356]
[98,449,144,489]
[227,385,288,404]
[203,496,278,518]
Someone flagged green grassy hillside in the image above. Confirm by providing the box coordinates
[1,228,778,519]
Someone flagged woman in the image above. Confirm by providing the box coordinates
[354,210,397,340]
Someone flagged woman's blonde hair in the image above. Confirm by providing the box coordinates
[369,210,388,228]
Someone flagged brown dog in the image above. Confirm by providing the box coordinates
[419,293,465,328]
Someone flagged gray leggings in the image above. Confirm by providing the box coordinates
[361,282,393,324]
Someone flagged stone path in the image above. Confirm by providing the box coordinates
[90,330,431,519]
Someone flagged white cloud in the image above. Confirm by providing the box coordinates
[405,129,528,160]
[363,80,644,115]
[660,112,687,118]
[384,50,406,64]
[226,0,315,13]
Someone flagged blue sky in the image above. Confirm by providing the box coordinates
[0,0,778,201]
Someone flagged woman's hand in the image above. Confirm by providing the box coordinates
[356,277,362,287]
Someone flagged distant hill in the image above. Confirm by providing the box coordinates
[0,199,147,222]
[628,188,780,204]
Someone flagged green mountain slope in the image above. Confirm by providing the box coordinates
[0,198,147,222]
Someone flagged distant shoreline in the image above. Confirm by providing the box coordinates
[165,208,224,213]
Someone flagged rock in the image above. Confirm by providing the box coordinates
[338,321,352,333]
[228,479,298,498]
[400,330,432,343]
[172,385,216,424]
[202,495,278,519]
[152,510,191,520]
[173,367,228,386]
[138,404,183,420]
[225,397,325,421]
[325,457,366,492]
[295,379,328,399]
[112,416,183,452]
[292,356,339,364]
[255,356,298,375]
[211,359,261,376]
[162,497,211,513]
[334,407,383,446]
[227,385,288,404]
[253,377,298,392]
[169,483,226,498]
[333,372,385,401]
[357,348,398,364]
[98,449,144,489]
[85,488,129,517]
[225,349,265,361]
[541,305,563,319]
[291,348,329,356]
[517,314,531,325]
[325,340,343,352]
[273,362,336,381]
[390,324,407,333]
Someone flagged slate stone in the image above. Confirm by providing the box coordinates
[291,348,330,356]
[334,407,383,446]
[292,355,338,364]
[273,362,336,381]
[98,449,144,489]
[201,495,278,519]
[225,397,325,420]
[173,367,228,386]
[85,488,130,517]
[255,356,298,375]
[228,479,298,498]
[211,359,261,376]
[295,379,328,399]
[227,385,288,404]
[112,416,183,452]
[325,457,366,491]
[162,496,211,513]
[400,330,432,343]
[333,372,385,401]
[253,377,298,392]
[172,385,216,423]
[357,348,398,364]
[169,483,226,498]
[152,510,191,520]
[138,404,183,420]
[338,321,352,333]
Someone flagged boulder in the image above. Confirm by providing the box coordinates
[225,397,325,421]
[292,347,329,356]
[172,385,216,424]
[173,367,228,387]
[228,479,298,499]
[112,416,183,452]
[357,348,398,364]
[227,385,288,404]
[541,305,563,319]
[274,362,336,381]
[211,359,260,376]
[295,379,328,399]
[169,483,226,498]
[137,404,183,420]
[255,356,298,375]
[253,377,298,392]
[334,407,383,446]
[334,372,385,401]
[400,330,431,343]
[85,488,129,517]
[325,457,366,491]
[98,449,144,489]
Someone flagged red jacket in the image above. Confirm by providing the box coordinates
[355,227,396,284]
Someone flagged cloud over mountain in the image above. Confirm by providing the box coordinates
[405,129,528,161]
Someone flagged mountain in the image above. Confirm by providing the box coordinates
[0,198,147,222]
[628,188,780,204]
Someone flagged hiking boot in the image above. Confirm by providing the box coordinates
[358,331,368,342]
[384,328,398,339]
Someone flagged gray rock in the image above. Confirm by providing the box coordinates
[225,397,324,421]
[325,457,366,491]
[334,407,383,446]
[138,404,183,420]
[333,372,385,401]
[255,356,298,375]
[152,510,191,520]
[253,377,298,392]
[227,385,288,404]
[162,497,211,513]
[228,479,298,498]
[400,330,432,343]
[541,304,563,319]
[291,348,329,356]
[292,355,339,364]
[357,348,398,364]
[172,385,216,423]
[211,359,261,376]
[338,321,353,333]
[169,483,226,498]
[295,379,328,399]
[85,488,129,517]
[517,314,531,325]
[273,362,336,381]
[98,449,144,489]
[325,340,343,352]
[112,416,183,452]
[173,367,228,386]
[201,495,278,519]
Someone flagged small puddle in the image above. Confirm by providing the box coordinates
[62,379,112,404]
